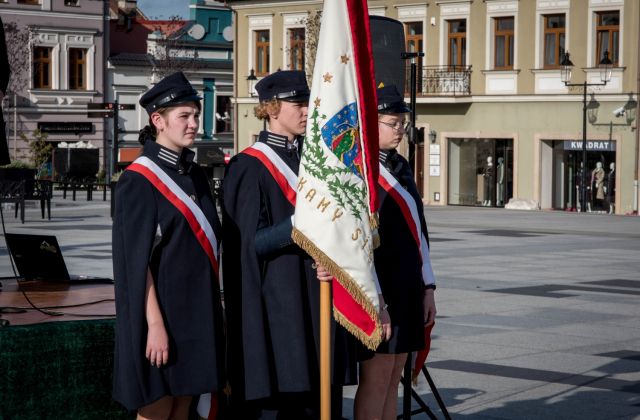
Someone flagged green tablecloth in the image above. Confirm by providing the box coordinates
[0,318,132,419]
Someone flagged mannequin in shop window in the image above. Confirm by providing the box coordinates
[605,162,615,214]
[591,161,606,212]
[496,157,505,206]
[483,156,493,206]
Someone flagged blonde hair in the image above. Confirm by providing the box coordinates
[254,98,281,121]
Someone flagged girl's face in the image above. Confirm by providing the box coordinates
[378,113,407,151]
[152,103,200,152]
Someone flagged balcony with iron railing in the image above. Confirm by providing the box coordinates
[404,65,472,97]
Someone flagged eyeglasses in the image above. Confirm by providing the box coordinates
[378,120,410,132]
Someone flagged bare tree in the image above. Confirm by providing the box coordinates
[303,10,322,87]
[147,16,202,81]
[2,21,32,98]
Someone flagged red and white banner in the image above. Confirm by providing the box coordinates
[292,0,382,350]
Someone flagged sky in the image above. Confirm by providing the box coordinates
[137,0,190,20]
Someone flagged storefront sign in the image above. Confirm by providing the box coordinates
[563,140,616,151]
[38,122,93,134]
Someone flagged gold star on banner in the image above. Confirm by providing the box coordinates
[314,97,321,107]
[341,54,350,64]
[323,72,333,83]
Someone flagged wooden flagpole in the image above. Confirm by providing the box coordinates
[320,280,331,420]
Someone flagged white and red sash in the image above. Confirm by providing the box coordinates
[242,142,297,206]
[127,156,220,278]
[378,164,436,285]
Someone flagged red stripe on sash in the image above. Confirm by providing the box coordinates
[378,174,421,249]
[128,163,220,278]
[242,147,297,206]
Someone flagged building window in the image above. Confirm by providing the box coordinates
[448,19,466,67]
[288,28,305,71]
[596,11,619,66]
[33,46,52,89]
[64,0,79,5]
[18,0,41,4]
[543,14,565,69]
[494,17,514,69]
[69,48,87,90]
[255,30,270,76]
[405,22,423,92]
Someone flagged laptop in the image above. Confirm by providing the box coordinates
[4,233,113,284]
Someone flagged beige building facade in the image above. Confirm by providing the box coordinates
[228,0,639,215]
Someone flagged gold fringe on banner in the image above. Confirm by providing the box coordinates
[292,227,383,351]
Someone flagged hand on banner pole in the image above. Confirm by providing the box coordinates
[315,261,333,282]
[379,294,392,342]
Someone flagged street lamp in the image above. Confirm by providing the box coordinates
[246,69,258,97]
[560,51,613,212]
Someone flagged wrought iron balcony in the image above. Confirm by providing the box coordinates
[405,65,472,97]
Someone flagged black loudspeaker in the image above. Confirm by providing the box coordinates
[369,16,406,93]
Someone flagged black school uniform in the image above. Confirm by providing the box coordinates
[222,131,357,418]
[374,149,428,354]
[112,141,225,410]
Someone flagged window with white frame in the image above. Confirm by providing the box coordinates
[254,30,270,76]
[33,46,52,89]
[595,11,619,66]
[448,19,466,67]
[248,14,273,79]
[288,28,305,71]
[494,17,514,70]
[543,14,565,69]
[68,48,87,90]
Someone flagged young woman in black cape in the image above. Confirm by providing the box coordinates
[354,85,437,420]
[112,72,224,419]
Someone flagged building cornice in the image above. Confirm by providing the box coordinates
[0,8,103,20]
[229,0,322,10]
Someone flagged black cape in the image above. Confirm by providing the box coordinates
[222,131,357,403]
[112,141,225,410]
[374,150,428,354]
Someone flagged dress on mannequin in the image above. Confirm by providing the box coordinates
[591,162,605,211]
[606,162,615,214]
[496,157,505,206]
[483,156,493,206]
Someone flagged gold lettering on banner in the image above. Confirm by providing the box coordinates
[298,177,307,191]
[352,228,362,241]
[361,237,369,250]
[317,197,331,212]
[305,189,316,201]
[332,208,343,222]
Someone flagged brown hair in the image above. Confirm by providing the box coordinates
[254,98,281,121]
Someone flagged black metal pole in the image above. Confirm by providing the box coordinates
[112,100,119,179]
[581,82,588,212]
[408,61,417,169]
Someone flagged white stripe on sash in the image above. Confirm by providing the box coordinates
[250,142,298,192]
[379,164,436,285]
[133,156,219,261]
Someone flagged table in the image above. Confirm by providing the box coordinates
[0,280,131,419]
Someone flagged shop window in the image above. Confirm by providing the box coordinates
[254,30,270,76]
[448,138,513,207]
[33,46,52,89]
[596,11,619,66]
[288,28,305,71]
[215,96,232,133]
[448,19,466,67]
[68,48,87,90]
[543,14,565,69]
[494,16,514,70]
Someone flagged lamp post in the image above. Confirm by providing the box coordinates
[246,69,258,97]
[561,51,612,212]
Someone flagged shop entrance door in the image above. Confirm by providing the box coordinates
[448,138,513,207]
